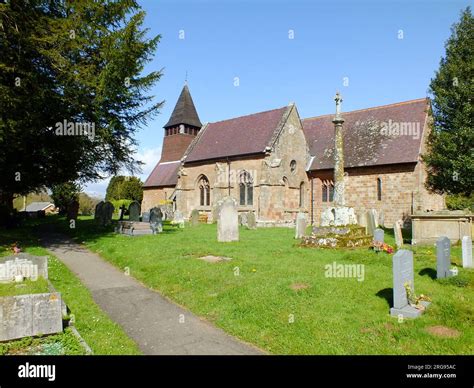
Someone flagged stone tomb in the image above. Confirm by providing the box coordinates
[0,253,48,283]
[295,212,307,239]
[462,236,473,268]
[217,197,239,242]
[0,292,63,341]
[436,236,457,278]
[128,201,141,222]
[373,228,384,243]
[390,250,429,319]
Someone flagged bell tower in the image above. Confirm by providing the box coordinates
[160,83,202,162]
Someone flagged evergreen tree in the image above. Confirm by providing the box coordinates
[0,0,163,213]
[424,7,474,196]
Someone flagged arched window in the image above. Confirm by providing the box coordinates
[329,183,335,202]
[198,176,210,206]
[239,171,253,206]
[377,178,382,201]
[322,183,328,202]
[299,182,305,207]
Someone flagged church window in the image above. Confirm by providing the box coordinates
[290,160,297,174]
[329,183,334,202]
[322,183,328,202]
[239,171,254,206]
[198,176,210,206]
[299,182,305,207]
[377,178,382,201]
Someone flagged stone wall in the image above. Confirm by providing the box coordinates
[309,162,445,227]
[142,186,175,213]
[175,105,309,223]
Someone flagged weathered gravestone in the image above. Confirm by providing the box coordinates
[94,201,104,224]
[374,228,384,243]
[0,253,48,283]
[394,220,403,248]
[370,209,379,228]
[102,201,115,226]
[366,210,376,236]
[217,197,239,242]
[462,236,473,269]
[67,200,79,221]
[190,209,200,227]
[295,212,307,239]
[128,201,141,222]
[247,212,256,230]
[0,292,63,341]
[142,211,150,223]
[240,212,248,227]
[150,207,163,234]
[173,211,185,228]
[390,250,429,319]
[436,236,457,278]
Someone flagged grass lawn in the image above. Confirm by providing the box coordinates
[0,223,141,355]
[50,215,474,355]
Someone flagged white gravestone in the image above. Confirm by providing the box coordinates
[462,236,473,268]
[217,197,239,242]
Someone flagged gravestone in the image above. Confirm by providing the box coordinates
[67,200,79,221]
[119,205,126,221]
[217,197,239,242]
[190,209,200,227]
[436,236,457,278]
[295,212,307,239]
[173,211,185,228]
[370,209,379,228]
[366,211,376,236]
[102,201,115,226]
[394,220,403,248]
[150,207,163,234]
[142,211,150,223]
[247,212,256,230]
[462,235,473,268]
[128,201,141,222]
[94,201,104,224]
[0,292,63,341]
[374,228,384,243]
[0,253,48,283]
[240,212,248,227]
[390,250,429,318]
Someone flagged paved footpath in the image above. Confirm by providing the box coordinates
[39,231,262,355]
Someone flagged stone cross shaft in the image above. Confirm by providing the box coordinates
[332,92,345,207]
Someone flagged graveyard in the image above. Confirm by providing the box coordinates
[39,214,473,355]
[0,223,141,355]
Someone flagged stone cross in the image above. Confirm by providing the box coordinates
[332,92,346,207]
[462,235,473,268]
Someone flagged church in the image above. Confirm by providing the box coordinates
[142,84,445,227]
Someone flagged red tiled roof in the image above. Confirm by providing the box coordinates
[302,98,429,171]
[185,106,289,163]
[143,161,180,188]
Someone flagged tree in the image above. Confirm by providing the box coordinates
[0,1,163,214]
[105,175,143,202]
[78,192,100,215]
[50,182,80,215]
[424,7,474,196]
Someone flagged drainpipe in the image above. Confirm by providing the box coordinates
[311,177,314,225]
[227,157,231,196]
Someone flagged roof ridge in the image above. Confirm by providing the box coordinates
[302,97,428,121]
[209,106,288,126]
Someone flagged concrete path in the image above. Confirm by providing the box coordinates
[39,231,262,355]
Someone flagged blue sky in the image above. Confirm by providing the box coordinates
[85,0,471,197]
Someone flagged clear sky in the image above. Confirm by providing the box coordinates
[85,0,471,197]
